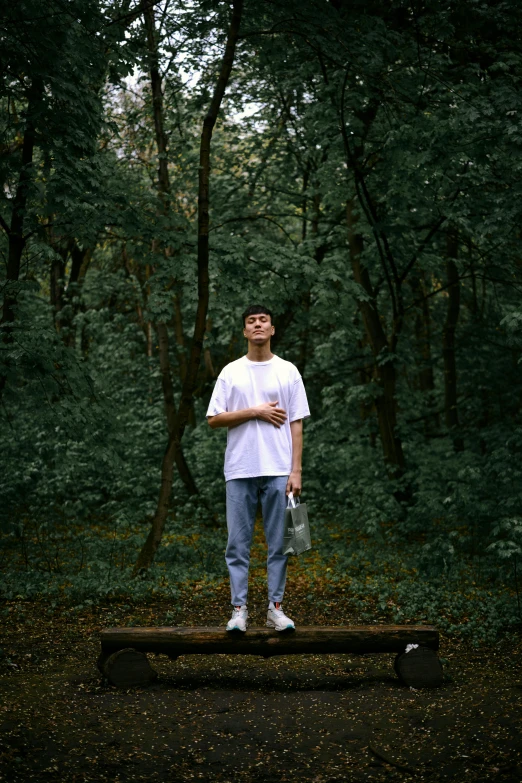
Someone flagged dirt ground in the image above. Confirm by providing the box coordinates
[1,580,521,783]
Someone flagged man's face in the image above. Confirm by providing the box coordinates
[243,313,274,345]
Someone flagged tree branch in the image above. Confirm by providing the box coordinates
[340,69,399,324]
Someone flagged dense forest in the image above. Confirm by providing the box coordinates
[2,0,522,644]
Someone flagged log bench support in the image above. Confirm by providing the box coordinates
[98,625,442,689]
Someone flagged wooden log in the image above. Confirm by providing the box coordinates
[102,648,158,688]
[96,650,110,675]
[100,625,438,659]
[394,645,444,688]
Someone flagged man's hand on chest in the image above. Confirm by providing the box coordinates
[252,401,287,428]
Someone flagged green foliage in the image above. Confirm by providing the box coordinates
[2,0,522,646]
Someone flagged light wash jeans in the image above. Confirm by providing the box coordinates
[225,476,288,606]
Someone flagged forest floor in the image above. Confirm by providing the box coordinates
[1,569,522,783]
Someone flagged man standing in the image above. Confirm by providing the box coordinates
[207,305,310,632]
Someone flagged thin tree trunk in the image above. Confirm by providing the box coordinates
[50,244,67,330]
[140,0,198,494]
[356,331,377,448]
[123,244,151,354]
[51,256,65,325]
[466,241,489,453]
[347,200,406,479]
[63,244,91,348]
[411,272,435,393]
[296,291,311,377]
[134,0,243,573]
[0,80,41,399]
[66,244,91,347]
[69,242,91,288]
[156,322,198,495]
[173,292,188,383]
[142,0,169,201]
[172,289,195,428]
[409,270,439,435]
[442,230,464,451]
[270,308,295,352]
[203,318,216,382]
[50,239,89,341]
[296,169,311,376]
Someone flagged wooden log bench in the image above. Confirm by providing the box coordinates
[98,625,443,689]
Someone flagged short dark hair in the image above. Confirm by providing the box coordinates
[242,304,273,326]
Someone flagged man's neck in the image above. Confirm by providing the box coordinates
[246,342,274,362]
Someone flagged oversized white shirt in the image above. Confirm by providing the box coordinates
[206,354,310,481]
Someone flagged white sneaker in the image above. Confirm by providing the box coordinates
[266,602,295,632]
[226,605,248,632]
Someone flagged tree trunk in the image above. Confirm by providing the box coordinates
[270,307,295,352]
[410,271,435,394]
[50,247,66,330]
[63,243,91,348]
[173,292,188,382]
[297,191,322,377]
[356,331,378,448]
[142,0,170,201]
[50,239,90,343]
[172,289,196,427]
[69,242,91,289]
[442,230,464,451]
[122,244,152,355]
[140,0,198,497]
[156,322,198,495]
[0,80,41,399]
[347,201,406,478]
[409,270,439,435]
[134,0,243,573]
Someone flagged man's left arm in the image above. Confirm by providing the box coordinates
[286,418,303,497]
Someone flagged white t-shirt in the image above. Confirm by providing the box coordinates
[206,354,310,481]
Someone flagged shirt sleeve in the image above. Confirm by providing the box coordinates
[206,375,228,417]
[288,373,311,423]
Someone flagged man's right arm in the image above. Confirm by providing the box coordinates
[208,401,287,430]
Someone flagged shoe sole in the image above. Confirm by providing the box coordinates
[226,625,247,632]
[266,621,295,632]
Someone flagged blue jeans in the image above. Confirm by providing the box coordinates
[225,476,288,606]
